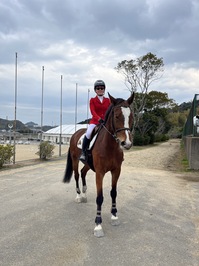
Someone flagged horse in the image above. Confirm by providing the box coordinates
[63,92,134,237]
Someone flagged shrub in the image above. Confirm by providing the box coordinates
[155,134,169,142]
[0,144,14,168]
[36,141,55,160]
[133,133,150,146]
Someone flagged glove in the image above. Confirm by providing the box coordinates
[98,118,104,124]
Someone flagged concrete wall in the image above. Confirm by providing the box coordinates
[183,136,199,170]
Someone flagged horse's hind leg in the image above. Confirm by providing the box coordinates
[80,164,90,203]
[73,159,82,203]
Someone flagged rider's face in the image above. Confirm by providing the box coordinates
[95,86,105,96]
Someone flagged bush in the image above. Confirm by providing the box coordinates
[133,133,150,146]
[36,141,55,160]
[155,134,169,142]
[0,144,14,168]
[149,134,155,144]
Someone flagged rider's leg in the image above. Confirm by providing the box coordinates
[79,124,95,162]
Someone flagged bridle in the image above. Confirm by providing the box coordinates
[102,103,132,142]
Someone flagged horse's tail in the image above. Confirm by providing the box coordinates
[63,147,73,183]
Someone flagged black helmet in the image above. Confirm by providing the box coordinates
[94,80,106,91]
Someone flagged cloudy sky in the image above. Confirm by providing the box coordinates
[0,0,199,126]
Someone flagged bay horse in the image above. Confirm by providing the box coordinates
[63,92,134,237]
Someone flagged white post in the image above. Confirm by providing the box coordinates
[13,52,17,164]
[59,75,63,156]
[40,66,44,158]
[75,83,78,132]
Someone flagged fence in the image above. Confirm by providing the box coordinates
[182,94,199,170]
[182,94,199,137]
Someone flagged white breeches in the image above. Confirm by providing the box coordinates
[86,124,96,139]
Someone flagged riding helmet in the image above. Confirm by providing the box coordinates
[94,80,106,91]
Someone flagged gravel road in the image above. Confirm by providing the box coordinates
[0,139,199,266]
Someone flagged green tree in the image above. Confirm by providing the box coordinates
[145,91,176,110]
[115,52,164,131]
[136,91,174,133]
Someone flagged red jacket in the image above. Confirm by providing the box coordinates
[89,96,111,124]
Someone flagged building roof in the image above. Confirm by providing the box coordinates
[44,124,87,135]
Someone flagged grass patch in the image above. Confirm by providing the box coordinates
[179,141,190,171]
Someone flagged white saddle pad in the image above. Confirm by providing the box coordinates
[77,133,98,150]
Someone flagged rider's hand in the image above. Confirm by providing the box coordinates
[98,118,104,124]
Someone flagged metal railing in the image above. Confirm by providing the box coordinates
[183,94,199,137]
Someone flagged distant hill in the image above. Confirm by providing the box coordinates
[178,100,199,111]
[0,118,55,133]
[0,118,29,131]
[25,121,38,127]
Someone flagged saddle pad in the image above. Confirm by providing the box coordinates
[77,133,98,150]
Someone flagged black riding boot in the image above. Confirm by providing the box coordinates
[79,136,90,163]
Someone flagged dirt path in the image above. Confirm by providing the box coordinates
[14,139,180,169]
[1,139,199,265]
[124,139,180,170]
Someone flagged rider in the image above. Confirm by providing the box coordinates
[79,80,111,162]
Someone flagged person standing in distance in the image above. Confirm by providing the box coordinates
[79,80,111,162]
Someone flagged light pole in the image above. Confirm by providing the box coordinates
[40,66,44,158]
[13,52,17,164]
[8,123,13,144]
[87,89,90,127]
[59,75,63,157]
[75,83,78,132]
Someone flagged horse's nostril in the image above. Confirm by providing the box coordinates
[121,141,125,146]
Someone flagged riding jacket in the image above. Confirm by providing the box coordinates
[89,96,111,125]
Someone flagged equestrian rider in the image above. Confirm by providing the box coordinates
[79,80,111,162]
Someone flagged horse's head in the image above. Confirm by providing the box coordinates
[107,92,134,150]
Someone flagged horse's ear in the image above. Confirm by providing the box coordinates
[108,92,117,105]
[127,92,135,105]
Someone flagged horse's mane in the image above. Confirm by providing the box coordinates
[104,98,125,123]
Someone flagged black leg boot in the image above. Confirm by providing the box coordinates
[79,136,90,163]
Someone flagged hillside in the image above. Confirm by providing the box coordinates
[0,118,29,131]
[0,118,55,132]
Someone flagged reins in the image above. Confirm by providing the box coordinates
[101,103,131,142]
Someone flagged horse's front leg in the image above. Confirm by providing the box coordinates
[94,173,104,237]
[74,172,82,203]
[110,169,120,226]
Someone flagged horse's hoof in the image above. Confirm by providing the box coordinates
[81,196,87,203]
[75,195,82,203]
[111,215,120,226]
[94,224,104,237]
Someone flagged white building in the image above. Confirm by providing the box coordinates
[42,124,87,144]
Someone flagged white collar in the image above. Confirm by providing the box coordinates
[97,95,104,103]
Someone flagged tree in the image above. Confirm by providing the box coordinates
[144,91,176,110]
[115,52,164,131]
[132,91,175,145]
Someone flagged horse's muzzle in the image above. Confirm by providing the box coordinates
[121,141,132,150]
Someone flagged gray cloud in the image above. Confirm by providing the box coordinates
[0,0,199,125]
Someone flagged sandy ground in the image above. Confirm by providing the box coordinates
[14,139,181,171]
[15,143,69,162]
[1,138,199,265]
[123,138,181,171]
